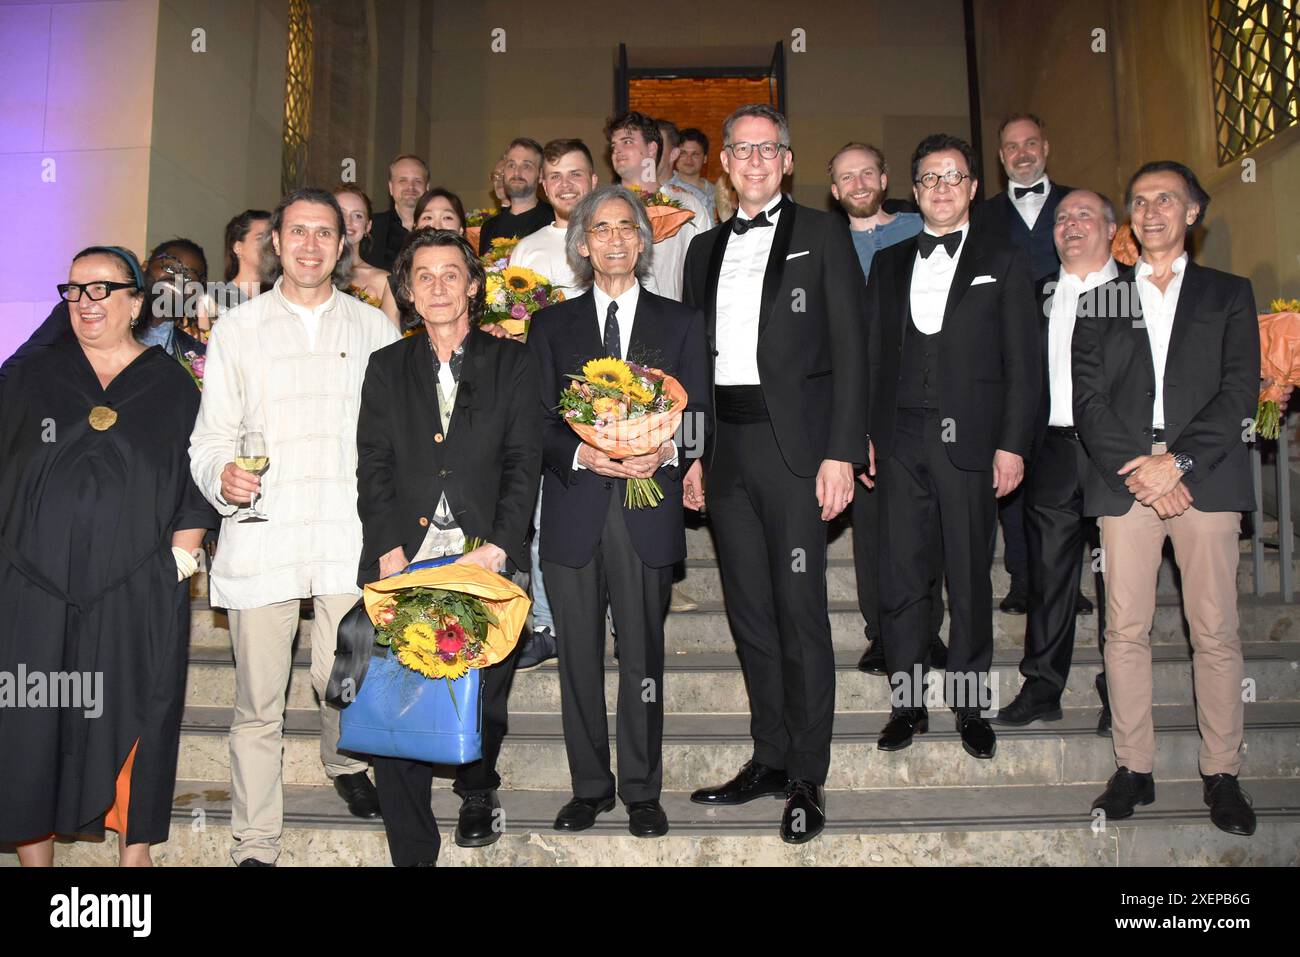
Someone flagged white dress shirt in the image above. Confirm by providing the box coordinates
[909,223,968,335]
[1047,257,1119,426]
[714,194,783,386]
[279,284,338,351]
[510,223,582,294]
[189,277,400,608]
[1135,252,1188,430]
[1010,175,1051,230]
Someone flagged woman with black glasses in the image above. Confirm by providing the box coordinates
[0,245,216,866]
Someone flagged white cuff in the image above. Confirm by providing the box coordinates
[573,446,586,471]
[173,546,200,581]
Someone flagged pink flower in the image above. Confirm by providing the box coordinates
[190,355,205,378]
[510,303,528,319]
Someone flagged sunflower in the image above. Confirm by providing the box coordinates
[500,266,541,294]
[583,357,633,390]
[626,379,654,403]
[402,622,438,645]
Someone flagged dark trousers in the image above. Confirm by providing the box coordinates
[879,409,996,711]
[997,486,1029,584]
[543,492,672,804]
[1024,431,1107,698]
[708,419,836,784]
[372,651,519,866]
[852,483,945,643]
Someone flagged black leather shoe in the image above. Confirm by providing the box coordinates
[857,636,886,675]
[1095,671,1113,737]
[516,628,558,670]
[454,791,501,848]
[1091,767,1155,819]
[334,770,382,819]
[690,760,788,805]
[991,687,1063,726]
[1203,773,1256,836]
[928,635,948,670]
[877,708,928,752]
[956,710,997,759]
[781,780,825,844]
[553,795,615,831]
[237,857,275,867]
[999,578,1028,615]
[1076,592,1094,615]
[627,800,669,838]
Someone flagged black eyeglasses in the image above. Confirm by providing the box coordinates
[724,141,786,161]
[915,170,971,190]
[57,281,140,302]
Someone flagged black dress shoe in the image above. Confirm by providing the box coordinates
[877,708,928,752]
[237,857,275,867]
[857,637,886,675]
[516,627,558,670]
[689,760,788,805]
[553,795,615,831]
[334,770,382,819]
[928,635,948,670]
[1095,671,1113,737]
[627,800,669,838]
[454,791,501,848]
[956,710,996,759]
[991,687,1063,726]
[1076,592,1094,615]
[1203,773,1256,836]
[780,780,825,844]
[1091,767,1155,819]
[999,579,1028,615]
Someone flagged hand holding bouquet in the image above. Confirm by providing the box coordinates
[559,356,688,508]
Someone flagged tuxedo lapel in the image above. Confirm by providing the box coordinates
[758,196,795,337]
[894,234,918,340]
[704,225,731,345]
[941,224,983,325]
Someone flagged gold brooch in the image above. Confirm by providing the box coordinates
[88,406,118,431]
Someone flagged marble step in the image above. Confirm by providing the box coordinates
[184,642,1300,713]
[174,702,1300,791]
[186,594,1300,657]
[17,779,1300,867]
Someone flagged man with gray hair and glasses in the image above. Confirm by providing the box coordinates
[528,184,712,839]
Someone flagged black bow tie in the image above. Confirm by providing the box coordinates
[1014,181,1045,199]
[917,231,961,259]
[731,211,774,235]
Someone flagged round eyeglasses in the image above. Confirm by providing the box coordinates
[915,170,971,190]
[587,222,640,242]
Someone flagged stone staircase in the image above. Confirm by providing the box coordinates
[11,522,1300,866]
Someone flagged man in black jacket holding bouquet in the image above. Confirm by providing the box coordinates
[528,184,712,838]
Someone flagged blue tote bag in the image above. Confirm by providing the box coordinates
[337,555,484,765]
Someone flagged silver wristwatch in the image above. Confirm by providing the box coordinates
[1172,452,1195,475]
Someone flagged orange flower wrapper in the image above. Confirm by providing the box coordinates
[1111,223,1139,267]
[465,225,482,256]
[569,372,688,458]
[363,562,531,668]
[646,205,695,244]
[1258,311,1300,399]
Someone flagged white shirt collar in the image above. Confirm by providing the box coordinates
[1058,256,1119,290]
[591,280,640,318]
[274,276,338,318]
[737,193,784,222]
[1012,174,1050,197]
[1136,251,1189,281]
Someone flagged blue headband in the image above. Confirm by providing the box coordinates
[78,245,146,289]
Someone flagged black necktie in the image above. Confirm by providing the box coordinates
[731,211,774,235]
[916,232,962,259]
[1014,181,1045,199]
[604,300,621,359]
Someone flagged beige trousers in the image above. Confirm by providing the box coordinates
[227,593,367,864]
[1099,489,1245,777]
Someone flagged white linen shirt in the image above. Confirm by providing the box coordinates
[1135,253,1188,430]
[1047,258,1119,426]
[189,277,401,608]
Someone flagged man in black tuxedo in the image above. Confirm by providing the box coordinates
[976,114,1077,617]
[362,154,430,271]
[866,133,1040,761]
[683,104,868,844]
[1074,161,1258,837]
[528,185,711,839]
[355,229,542,865]
[993,189,1118,728]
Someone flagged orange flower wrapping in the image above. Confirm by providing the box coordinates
[569,372,688,458]
[1111,223,1139,267]
[646,206,695,244]
[465,225,482,256]
[1259,311,1300,400]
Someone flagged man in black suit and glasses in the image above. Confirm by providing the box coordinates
[683,104,869,844]
[865,134,1040,762]
[528,184,712,839]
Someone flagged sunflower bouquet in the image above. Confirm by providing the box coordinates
[628,184,695,243]
[483,264,565,339]
[559,356,689,508]
[1257,298,1300,439]
[480,236,521,269]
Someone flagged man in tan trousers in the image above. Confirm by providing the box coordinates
[1071,160,1259,837]
[191,187,400,865]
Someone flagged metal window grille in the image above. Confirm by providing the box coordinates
[1209,0,1299,164]
[282,0,314,195]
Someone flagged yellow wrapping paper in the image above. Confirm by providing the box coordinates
[363,563,531,667]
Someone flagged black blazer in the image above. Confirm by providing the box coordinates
[355,327,542,584]
[361,208,409,273]
[682,197,869,475]
[527,288,712,569]
[976,180,1074,282]
[865,219,1041,471]
[1071,260,1260,517]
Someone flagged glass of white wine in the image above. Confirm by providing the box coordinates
[236,428,270,523]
